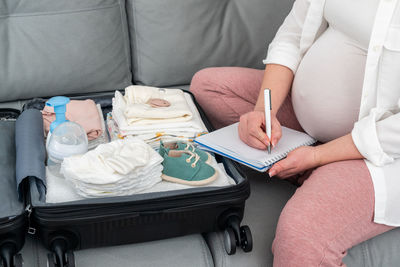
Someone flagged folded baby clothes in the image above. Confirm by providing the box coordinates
[60,137,163,198]
[42,99,103,141]
[112,89,207,136]
[107,112,207,148]
[116,86,193,125]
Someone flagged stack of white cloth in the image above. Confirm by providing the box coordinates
[46,156,236,203]
[111,86,207,147]
[59,137,163,198]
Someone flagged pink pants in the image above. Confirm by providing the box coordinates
[190,67,394,267]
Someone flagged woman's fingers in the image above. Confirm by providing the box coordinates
[270,116,282,148]
[239,111,268,149]
[269,156,296,177]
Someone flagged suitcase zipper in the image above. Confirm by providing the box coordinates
[25,204,36,235]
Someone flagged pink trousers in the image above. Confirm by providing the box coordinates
[190,67,394,267]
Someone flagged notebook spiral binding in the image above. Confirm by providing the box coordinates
[263,138,316,166]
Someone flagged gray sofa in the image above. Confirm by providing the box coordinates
[1,0,400,266]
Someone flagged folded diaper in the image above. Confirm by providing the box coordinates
[60,137,163,198]
[46,159,236,203]
[42,99,103,141]
[117,86,193,125]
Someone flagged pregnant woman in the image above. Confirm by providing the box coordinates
[190,0,400,266]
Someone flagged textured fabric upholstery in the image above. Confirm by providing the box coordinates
[126,0,294,87]
[0,0,131,102]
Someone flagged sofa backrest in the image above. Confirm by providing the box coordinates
[126,0,294,87]
[0,0,293,104]
[0,0,131,103]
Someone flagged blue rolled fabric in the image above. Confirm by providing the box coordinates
[15,109,46,201]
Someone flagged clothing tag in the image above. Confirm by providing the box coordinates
[146,98,171,108]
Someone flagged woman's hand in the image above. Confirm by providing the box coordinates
[238,111,282,150]
[268,146,320,178]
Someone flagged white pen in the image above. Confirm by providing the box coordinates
[264,89,272,154]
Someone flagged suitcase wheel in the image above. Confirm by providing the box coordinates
[240,225,253,253]
[223,216,253,255]
[47,251,75,267]
[223,228,237,255]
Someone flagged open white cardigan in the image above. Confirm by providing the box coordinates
[264,0,400,226]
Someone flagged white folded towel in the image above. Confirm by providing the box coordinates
[116,86,193,125]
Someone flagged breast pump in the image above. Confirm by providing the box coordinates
[46,96,88,177]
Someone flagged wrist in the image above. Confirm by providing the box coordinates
[254,106,264,112]
[313,146,323,167]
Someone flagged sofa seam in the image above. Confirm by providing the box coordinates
[117,0,132,86]
[130,0,141,84]
[0,4,119,19]
[361,243,369,267]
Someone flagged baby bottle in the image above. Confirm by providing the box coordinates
[46,96,88,178]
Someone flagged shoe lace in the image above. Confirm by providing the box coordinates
[185,151,200,168]
[185,143,196,153]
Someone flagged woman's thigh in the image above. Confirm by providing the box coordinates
[190,67,264,129]
[190,67,303,131]
[273,160,394,266]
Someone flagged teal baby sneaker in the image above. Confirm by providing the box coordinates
[161,150,218,185]
[159,141,212,164]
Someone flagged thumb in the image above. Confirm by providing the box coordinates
[269,160,285,177]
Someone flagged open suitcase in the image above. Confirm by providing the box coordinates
[1,91,252,267]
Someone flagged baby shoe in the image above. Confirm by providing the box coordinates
[159,141,212,164]
[161,150,218,185]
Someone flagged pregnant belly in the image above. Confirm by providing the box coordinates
[291,27,366,143]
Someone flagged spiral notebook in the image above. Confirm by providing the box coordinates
[194,122,316,172]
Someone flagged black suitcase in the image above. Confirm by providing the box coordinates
[0,109,25,267]
[11,91,252,267]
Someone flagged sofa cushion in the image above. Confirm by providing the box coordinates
[126,0,294,87]
[0,0,131,102]
[22,234,214,267]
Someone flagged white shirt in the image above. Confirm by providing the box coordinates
[264,0,400,226]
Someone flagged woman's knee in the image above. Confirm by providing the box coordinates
[190,68,214,97]
[190,66,263,101]
[190,67,261,128]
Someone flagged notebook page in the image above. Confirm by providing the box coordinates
[195,122,316,167]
